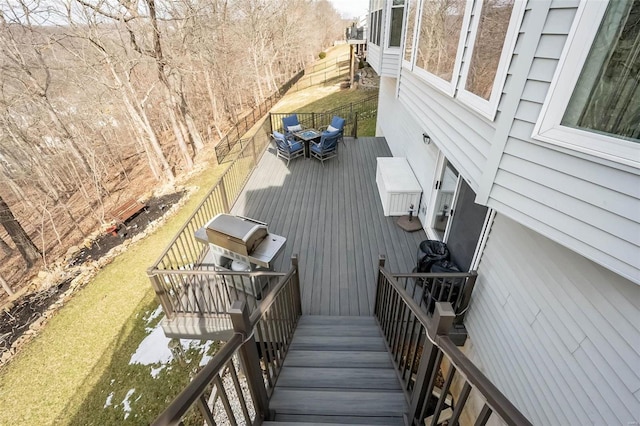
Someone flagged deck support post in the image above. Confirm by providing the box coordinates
[147,269,174,318]
[408,302,455,425]
[229,300,273,421]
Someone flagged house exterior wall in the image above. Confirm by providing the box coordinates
[378,0,640,283]
[371,0,640,423]
[467,214,640,425]
[368,43,382,75]
[376,76,439,224]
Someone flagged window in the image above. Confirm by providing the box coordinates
[414,0,473,95]
[562,0,639,142]
[369,0,384,46]
[403,0,419,65]
[369,8,383,46]
[533,0,640,167]
[458,0,525,120]
[388,0,405,48]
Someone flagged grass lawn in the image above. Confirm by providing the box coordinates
[0,43,379,425]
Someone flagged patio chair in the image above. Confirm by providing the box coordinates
[320,115,346,145]
[282,114,302,136]
[272,131,304,166]
[310,129,340,165]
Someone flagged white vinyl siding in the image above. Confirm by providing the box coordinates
[466,214,640,425]
[380,51,400,76]
[367,43,382,74]
[397,70,492,191]
[486,2,640,283]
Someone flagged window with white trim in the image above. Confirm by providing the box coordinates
[413,0,473,95]
[457,0,525,120]
[369,0,384,46]
[402,0,419,66]
[402,0,524,117]
[533,0,639,167]
[388,0,405,48]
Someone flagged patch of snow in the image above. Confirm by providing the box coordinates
[129,323,214,378]
[130,327,174,366]
[199,340,215,367]
[145,305,163,325]
[121,388,135,420]
[104,392,114,409]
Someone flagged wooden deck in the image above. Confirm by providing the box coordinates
[231,137,426,316]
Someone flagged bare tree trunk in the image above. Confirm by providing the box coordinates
[0,235,12,256]
[0,194,41,267]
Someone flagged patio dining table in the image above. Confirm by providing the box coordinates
[294,129,321,158]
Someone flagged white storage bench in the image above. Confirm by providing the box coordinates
[376,157,422,216]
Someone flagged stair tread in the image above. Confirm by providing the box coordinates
[294,323,382,337]
[277,366,401,390]
[266,417,405,426]
[290,335,387,352]
[298,316,378,326]
[270,389,407,417]
[284,350,392,368]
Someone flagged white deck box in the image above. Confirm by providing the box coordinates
[376,157,422,216]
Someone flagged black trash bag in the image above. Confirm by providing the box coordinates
[417,240,449,272]
[430,259,461,273]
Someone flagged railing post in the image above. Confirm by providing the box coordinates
[229,300,273,421]
[147,269,174,318]
[408,303,455,425]
[291,255,302,316]
[219,178,230,213]
[374,255,386,315]
[455,272,477,325]
[353,112,358,139]
[251,134,258,167]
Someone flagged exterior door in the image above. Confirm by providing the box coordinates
[428,158,460,240]
[445,179,489,271]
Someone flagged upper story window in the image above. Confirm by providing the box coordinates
[401,0,524,117]
[533,0,639,167]
[458,0,525,119]
[403,0,419,65]
[414,0,473,95]
[562,0,639,142]
[370,0,384,46]
[388,0,405,48]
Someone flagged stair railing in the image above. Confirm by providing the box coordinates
[152,255,302,426]
[375,256,532,426]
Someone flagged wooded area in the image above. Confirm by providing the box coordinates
[0,0,345,293]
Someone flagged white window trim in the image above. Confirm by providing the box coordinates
[413,0,474,97]
[457,0,527,121]
[401,0,420,71]
[532,0,640,168]
[386,0,404,50]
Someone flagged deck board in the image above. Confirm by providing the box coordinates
[230,137,426,316]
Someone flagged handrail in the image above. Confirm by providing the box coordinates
[152,256,302,425]
[249,265,297,327]
[151,333,244,426]
[375,257,532,426]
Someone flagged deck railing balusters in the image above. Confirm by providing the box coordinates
[375,259,532,426]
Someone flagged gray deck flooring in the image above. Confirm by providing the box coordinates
[231,137,426,316]
[267,316,407,424]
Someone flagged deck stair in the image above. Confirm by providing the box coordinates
[265,315,408,425]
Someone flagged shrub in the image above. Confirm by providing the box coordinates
[318,52,326,59]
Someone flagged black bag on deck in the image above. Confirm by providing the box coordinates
[417,240,450,273]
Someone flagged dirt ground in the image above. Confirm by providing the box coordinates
[0,191,185,359]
